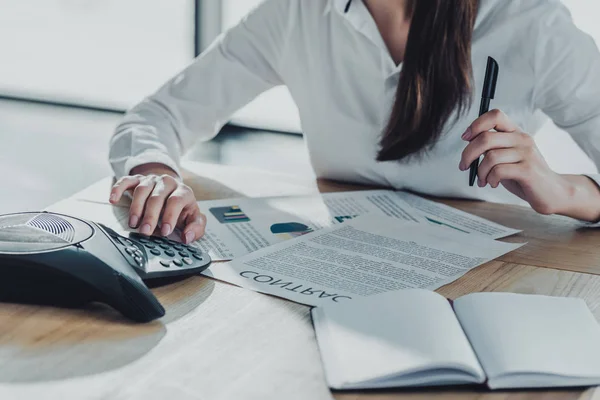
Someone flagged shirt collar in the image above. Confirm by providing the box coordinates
[327,0,378,40]
[331,2,389,50]
[327,0,402,74]
[325,0,352,16]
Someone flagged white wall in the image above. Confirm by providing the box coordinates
[562,0,600,42]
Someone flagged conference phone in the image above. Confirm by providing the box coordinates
[0,211,211,322]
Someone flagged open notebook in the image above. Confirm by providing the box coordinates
[312,290,600,390]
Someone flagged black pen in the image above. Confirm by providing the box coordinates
[469,56,499,186]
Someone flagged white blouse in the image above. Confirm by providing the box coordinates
[109,0,600,208]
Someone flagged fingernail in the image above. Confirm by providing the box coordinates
[161,223,172,237]
[459,162,466,171]
[461,127,472,140]
[129,215,139,228]
[109,193,117,203]
[185,231,195,244]
[140,224,151,235]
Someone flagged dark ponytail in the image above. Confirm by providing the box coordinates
[377,0,479,162]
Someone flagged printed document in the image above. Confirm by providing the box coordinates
[203,216,524,306]
[396,191,521,239]
[196,190,520,261]
[195,190,423,260]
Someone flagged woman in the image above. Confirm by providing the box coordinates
[109,0,600,244]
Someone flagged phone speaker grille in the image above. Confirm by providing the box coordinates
[26,214,76,243]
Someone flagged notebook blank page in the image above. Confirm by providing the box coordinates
[454,292,600,387]
[314,289,484,387]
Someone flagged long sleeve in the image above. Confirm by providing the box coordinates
[109,0,292,178]
[532,2,600,224]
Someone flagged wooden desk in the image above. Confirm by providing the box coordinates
[1,161,600,400]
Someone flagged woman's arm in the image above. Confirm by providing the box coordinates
[460,110,600,222]
[109,0,292,178]
[528,3,600,221]
[461,3,600,223]
[108,0,293,240]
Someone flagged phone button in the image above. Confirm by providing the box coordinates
[182,257,194,265]
[150,249,161,256]
[164,249,175,257]
[160,260,171,268]
[173,259,183,267]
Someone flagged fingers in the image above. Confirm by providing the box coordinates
[486,163,523,189]
[110,176,142,204]
[477,148,523,187]
[160,188,194,236]
[459,109,538,182]
[128,176,156,229]
[462,109,519,141]
[460,130,523,170]
[180,208,207,244]
[137,175,178,235]
[110,173,205,241]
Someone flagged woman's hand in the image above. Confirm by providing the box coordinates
[108,163,206,243]
[459,109,600,221]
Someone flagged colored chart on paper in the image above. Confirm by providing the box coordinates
[270,222,313,240]
[334,215,356,223]
[210,206,250,224]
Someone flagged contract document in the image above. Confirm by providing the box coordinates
[203,216,524,306]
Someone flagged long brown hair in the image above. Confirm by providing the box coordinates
[377,0,479,162]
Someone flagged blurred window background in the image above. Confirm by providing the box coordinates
[0,0,300,132]
[0,0,195,109]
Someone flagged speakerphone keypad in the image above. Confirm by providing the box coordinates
[99,224,211,279]
[127,233,210,278]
